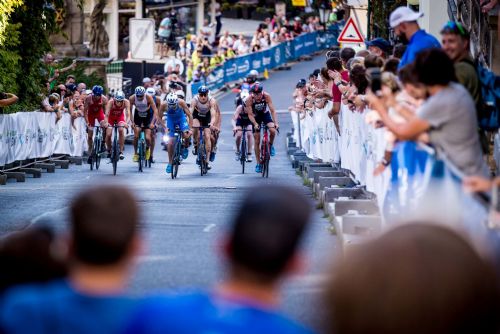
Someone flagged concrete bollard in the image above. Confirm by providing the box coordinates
[68,156,83,165]
[303,163,334,177]
[332,199,379,217]
[52,160,70,169]
[314,176,357,197]
[0,174,7,185]
[19,168,42,178]
[34,163,56,173]
[4,171,26,183]
[312,169,346,183]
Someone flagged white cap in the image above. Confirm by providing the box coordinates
[85,89,92,95]
[142,77,152,83]
[389,6,423,28]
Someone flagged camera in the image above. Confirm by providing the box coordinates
[367,68,382,93]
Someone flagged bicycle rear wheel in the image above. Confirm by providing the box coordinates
[240,137,246,174]
[95,135,101,170]
[138,141,144,172]
[261,141,269,178]
[112,133,118,176]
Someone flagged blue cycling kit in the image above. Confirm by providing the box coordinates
[165,105,189,137]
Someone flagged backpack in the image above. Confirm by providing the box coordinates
[476,63,500,131]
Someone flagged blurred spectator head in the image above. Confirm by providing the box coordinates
[398,63,426,99]
[364,54,384,69]
[346,57,364,71]
[142,77,153,88]
[382,58,400,75]
[77,82,86,93]
[320,67,331,82]
[340,47,356,65]
[381,71,401,93]
[65,75,76,85]
[326,57,343,72]
[392,43,407,59]
[66,83,77,93]
[48,93,60,106]
[414,48,457,86]
[365,37,391,58]
[325,223,500,334]
[349,64,368,94]
[296,78,307,89]
[0,225,67,293]
[326,50,340,60]
[390,6,423,43]
[44,53,55,64]
[69,185,140,266]
[355,50,370,58]
[440,21,471,62]
[225,185,311,285]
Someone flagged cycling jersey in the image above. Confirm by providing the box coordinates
[134,96,153,127]
[108,100,126,125]
[165,105,189,137]
[251,94,273,127]
[192,95,212,126]
[86,95,105,126]
[235,105,251,127]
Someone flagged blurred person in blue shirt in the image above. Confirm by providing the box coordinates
[390,6,441,68]
[0,185,143,334]
[125,184,315,334]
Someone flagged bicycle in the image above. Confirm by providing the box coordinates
[109,122,126,176]
[234,128,251,174]
[136,126,149,173]
[193,126,210,176]
[170,125,184,179]
[89,126,104,171]
[259,123,278,178]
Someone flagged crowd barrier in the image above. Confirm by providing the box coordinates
[296,103,500,251]
[0,112,88,168]
[190,28,340,94]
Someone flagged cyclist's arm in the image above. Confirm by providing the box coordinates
[245,99,258,128]
[180,100,193,127]
[159,102,167,128]
[125,100,132,126]
[129,95,136,127]
[208,100,216,127]
[0,93,18,107]
[104,100,112,125]
[266,93,278,128]
[231,106,240,129]
[148,95,159,128]
[83,96,90,125]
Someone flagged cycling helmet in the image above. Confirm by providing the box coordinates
[146,87,156,96]
[166,93,178,107]
[114,90,125,101]
[250,83,263,94]
[92,85,104,97]
[247,69,258,84]
[135,86,146,96]
[198,85,209,95]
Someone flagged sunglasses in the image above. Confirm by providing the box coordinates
[199,93,208,97]
[442,21,467,37]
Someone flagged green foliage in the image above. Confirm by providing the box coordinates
[0,0,23,45]
[369,0,407,39]
[57,57,105,89]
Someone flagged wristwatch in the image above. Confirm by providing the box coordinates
[380,158,390,167]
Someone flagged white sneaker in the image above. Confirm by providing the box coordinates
[246,154,253,162]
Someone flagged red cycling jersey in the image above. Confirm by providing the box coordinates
[108,99,126,125]
[86,94,105,126]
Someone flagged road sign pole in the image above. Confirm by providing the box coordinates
[142,60,146,82]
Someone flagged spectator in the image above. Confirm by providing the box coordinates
[222,46,236,59]
[65,75,76,86]
[0,92,18,113]
[392,43,407,59]
[176,38,190,62]
[158,14,172,57]
[0,185,142,334]
[367,49,486,176]
[325,223,500,334]
[237,38,249,55]
[201,37,212,56]
[364,54,384,69]
[125,185,314,334]
[340,47,356,68]
[440,21,481,109]
[365,37,391,59]
[191,48,203,67]
[0,225,67,293]
[232,34,244,52]
[292,17,303,36]
[210,49,225,69]
[43,53,76,91]
[143,77,153,88]
[355,49,370,58]
[42,93,63,123]
[186,35,197,54]
[382,58,400,74]
[326,56,349,122]
[219,30,234,49]
[251,39,262,53]
[200,19,214,45]
[76,82,86,93]
[389,6,441,68]
[186,60,194,82]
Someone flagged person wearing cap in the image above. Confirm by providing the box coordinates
[142,77,153,88]
[389,6,441,68]
[365,38,391,59]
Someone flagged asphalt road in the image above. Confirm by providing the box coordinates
[0,54,337,331]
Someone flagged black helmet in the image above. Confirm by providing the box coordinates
[250,83,263,94]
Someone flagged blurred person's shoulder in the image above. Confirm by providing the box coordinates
[126,290,315,334]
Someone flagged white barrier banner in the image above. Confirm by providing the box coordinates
[0,111,87,167]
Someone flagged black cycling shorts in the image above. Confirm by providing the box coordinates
[193,110,211,127]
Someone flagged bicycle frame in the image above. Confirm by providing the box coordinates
[193,126,210,176]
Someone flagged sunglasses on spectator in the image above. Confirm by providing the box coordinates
[442,21,468,37]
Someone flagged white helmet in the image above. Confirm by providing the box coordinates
[176,89,185,99]
[240,90,249,101]
[166,92,178,107]
[249,69,258,77]
[146,87,156,96]
[114,91,125,101]
[135,86,146,96]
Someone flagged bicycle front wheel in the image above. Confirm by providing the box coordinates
[240,138,246,174]
[138,141,144,172]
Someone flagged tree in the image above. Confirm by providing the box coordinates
[0,0,23,45]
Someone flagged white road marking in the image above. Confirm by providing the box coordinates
[203,224,216,232]
[137,255,175,263]
[30,207,67,225]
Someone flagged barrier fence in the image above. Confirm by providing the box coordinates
[0,112,88,168]
[296,103,500,253]
[190,29,340,94]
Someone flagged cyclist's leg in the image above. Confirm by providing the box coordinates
[246,124,254,154]
[133,126,140,154]
[87,127,94,154]
[203,127,212,159]
[166,117,176,164]
[267,122,276,145]
[118,122,126,153]
[253,130,261,160]
[235,125,243,152]
[145,128,152,148]
[192,118,201,152]
[105,126,112,153]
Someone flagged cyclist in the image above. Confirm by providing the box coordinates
[104,91,130,161]
[210,94,222,162]
[84,85,108,164]
[191,85,217,168]
[161,93,193,174]
[129,86,159,163]
[245,83,279,173]
[146,87,162,163]
[235,69,258,107]
[231,90,253,162]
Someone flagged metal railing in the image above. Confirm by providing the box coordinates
[448,0,495,68]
